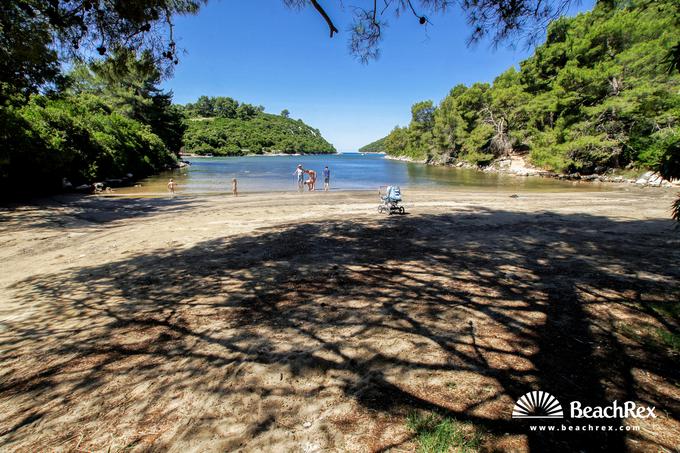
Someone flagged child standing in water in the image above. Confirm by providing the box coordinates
[167,178,176,194]
[232,178,238,196]
[293,164,304,192]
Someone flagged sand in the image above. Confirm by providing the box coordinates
[0,187,679,452]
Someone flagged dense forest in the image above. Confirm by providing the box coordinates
[180,96,336,155]
[0,50,184,195]
[370,0,680,178]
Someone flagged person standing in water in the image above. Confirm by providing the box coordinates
[293,164,304,191]
[231,178,238,196]
[322,166,330,191]
[167,178,176,195]
[305,169,317,191]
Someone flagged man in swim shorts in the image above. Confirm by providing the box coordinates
[322,166,330,191]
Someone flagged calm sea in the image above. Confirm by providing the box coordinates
[118,153,610,194]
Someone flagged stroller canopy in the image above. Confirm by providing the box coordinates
[386,186,402,202]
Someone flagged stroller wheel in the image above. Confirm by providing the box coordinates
[399,206,405,214]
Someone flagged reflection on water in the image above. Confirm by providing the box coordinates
[117,153,611,194]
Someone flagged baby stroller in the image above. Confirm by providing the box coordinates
[378,185,405,214]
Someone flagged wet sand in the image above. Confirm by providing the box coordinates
[0,188,679,452]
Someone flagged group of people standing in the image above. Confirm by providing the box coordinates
[294,164,330,192]
[168,163,331,195]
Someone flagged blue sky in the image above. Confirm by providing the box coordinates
[163,1,595,151]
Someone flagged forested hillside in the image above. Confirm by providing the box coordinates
[181,96,336,155]
[359,137,387,153]
[375,0,680,176]
[1,50,184,195]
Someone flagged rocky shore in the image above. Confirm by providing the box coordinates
[61,159,192,194]
[385,153,680,188]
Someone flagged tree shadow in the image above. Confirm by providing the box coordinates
[0,194,202,231]
[1,209,678,451]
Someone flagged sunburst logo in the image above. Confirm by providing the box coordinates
[512,391,564,419]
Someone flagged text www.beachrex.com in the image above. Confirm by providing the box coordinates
[530,425,641,432]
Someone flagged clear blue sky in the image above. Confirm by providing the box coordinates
[163,1,595,152]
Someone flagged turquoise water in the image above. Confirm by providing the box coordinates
[121,153,610,194]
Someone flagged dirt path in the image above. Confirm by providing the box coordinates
[1,188,679,452]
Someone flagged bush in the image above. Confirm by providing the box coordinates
[638,127,680,180]
[0,94,176,194]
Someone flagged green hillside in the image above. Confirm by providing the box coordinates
[359,136,387,153]
[372,0,680,176]
[181,96,335,155]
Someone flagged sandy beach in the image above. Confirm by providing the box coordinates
[1,187,679,452]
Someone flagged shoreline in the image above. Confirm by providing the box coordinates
[180,151,339,158]
[108,181,640,198]
[383,153,680,189]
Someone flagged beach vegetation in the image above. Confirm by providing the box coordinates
[375,0,679,178]
[406,411,484,452]
[1,50,183,194]
[182,96,336,155]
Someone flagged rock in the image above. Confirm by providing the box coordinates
[75,184,92,192]
[62,178,73,190]
[497,158,512,170]
[635,171,654,185]
[647,173,663,187]
[93,182,104,192]
[429,152,455,166]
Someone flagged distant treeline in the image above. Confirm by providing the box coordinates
[359,137,387,153]
[180,96,336,155]
[1,68,335,195]
[368,0,680,176]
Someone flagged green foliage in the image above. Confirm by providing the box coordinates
[406,411,483,453]
[0,94,177,193]
[69,49,187,153]
[382,126,429,161]
[183,103,335,155]
[0,1,62,102]
[359,136,387,153]
[0,50,184,195]
[372,0,680,177]
[184,96,262,121]
[638,127,680,180]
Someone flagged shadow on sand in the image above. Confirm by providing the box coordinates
[0,195,202,231]
[1,208,679,451]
